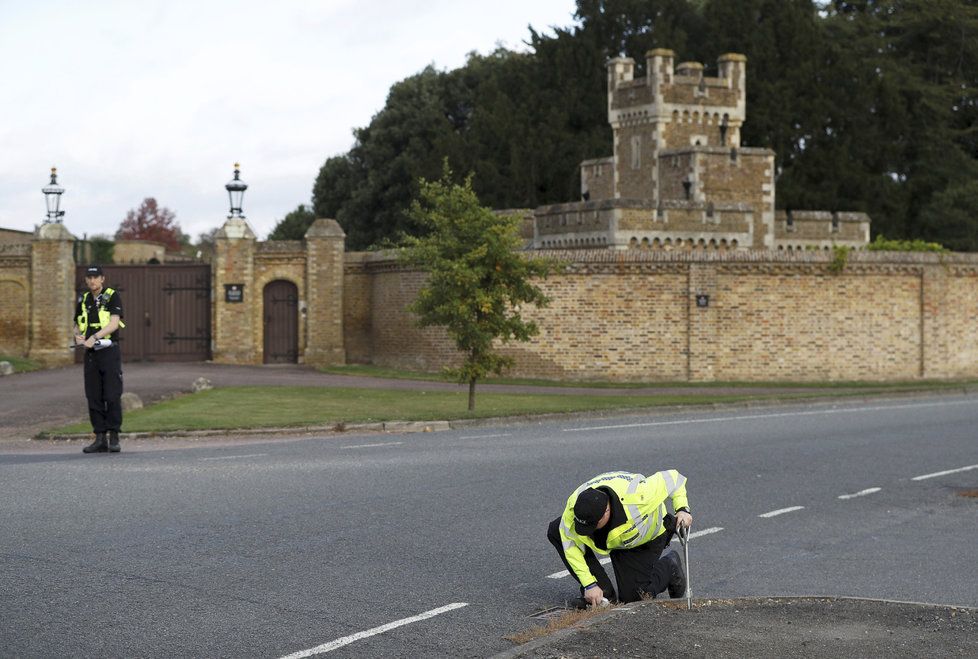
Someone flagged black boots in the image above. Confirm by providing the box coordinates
[659,549,687,599]
[82,433,108,453]
[83,431,120,453]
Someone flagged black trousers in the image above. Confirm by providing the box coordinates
[547,516,676,603]
[83,345,123,434]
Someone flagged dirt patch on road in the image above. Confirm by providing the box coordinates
[505,597,977,658]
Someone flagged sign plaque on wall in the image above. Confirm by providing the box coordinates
[224,284,244,303]
[695,294,710,308]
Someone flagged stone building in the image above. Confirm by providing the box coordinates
[113,239,167,264]
[532,49,871,252]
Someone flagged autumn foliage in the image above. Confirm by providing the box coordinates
[115,198,184,251]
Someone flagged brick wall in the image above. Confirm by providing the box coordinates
[211,218,347,366]
[212,218,258,363]
[28,223,76,366]
[254,241,307,361]
[304,219,346,366]
[0,244,31,356]
[345,249,978,382]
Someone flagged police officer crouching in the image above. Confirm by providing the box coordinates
[74,265,125,454]
[547,470,691,607]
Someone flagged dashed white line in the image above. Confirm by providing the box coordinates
[338,441,403,449]
[459,433,511,440]
[277,602,468,658]
[838,487,882,500]
[911,464,978,481]
[200,453,267,461]
[561,399,975,433]
[758,506,805,518]
[685,526,724,539]
[547,558,611,580]
[547,527,723,579]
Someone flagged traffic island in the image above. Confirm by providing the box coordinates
[500,597,977,658]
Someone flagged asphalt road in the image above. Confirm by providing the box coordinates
[1,393,976,657]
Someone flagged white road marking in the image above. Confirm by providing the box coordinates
[838,487,882,500]
[459,433,512,440]
[911,464,978,481]
[338,441,403,449]
[199,453,267,461]
[561,399,975,433]
[548,527,723,579]
[679,526,724,540]
[547,558,611,580]
[277,603,468,658]
[758,506,805,518]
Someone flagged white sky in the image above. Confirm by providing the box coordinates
[0,0,578,241]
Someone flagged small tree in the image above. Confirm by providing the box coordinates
[115,198,184,251]
[400,165,552,411]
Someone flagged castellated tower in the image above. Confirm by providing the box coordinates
[532,50,870,252]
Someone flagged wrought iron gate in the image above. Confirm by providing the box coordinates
[75,264,211,362]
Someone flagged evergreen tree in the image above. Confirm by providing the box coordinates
[268,204,317,241]
[310,0,978,251]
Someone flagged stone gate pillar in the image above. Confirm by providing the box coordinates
[303,219,346,366]
[212,217,258,363]
[28,222,76,366]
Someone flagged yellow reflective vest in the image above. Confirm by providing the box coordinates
[558,470,689,587]
[76,288,125,339]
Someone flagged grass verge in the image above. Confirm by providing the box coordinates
[46,385,840,435]
[505,607,614,645]
[0,354,42,374]
[318,364,978,392]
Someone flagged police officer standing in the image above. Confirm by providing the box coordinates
[74,265,125,454]
[547,470,691,606]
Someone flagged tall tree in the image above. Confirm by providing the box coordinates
[399,165,553,411]
[268,204,317,240]
[115,198,184,251]
[310,0,978,251]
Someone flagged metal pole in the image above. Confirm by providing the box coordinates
[679,525,691,610]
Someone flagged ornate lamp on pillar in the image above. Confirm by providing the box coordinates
[225,163,248,218]
[41,166,66,223]
[214,163,257,364]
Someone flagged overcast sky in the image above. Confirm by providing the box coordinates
[0,0,578,241]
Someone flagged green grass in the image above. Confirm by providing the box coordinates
[48,385,845,434]
[318,363,978,391]
[44,377,977,436]
[0,354,42,374]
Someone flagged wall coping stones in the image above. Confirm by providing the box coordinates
[304,218,345,239]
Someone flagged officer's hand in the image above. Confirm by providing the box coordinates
[584,585,604,606]
[675,510,692,530]
[83,336,97,349]
[74,334,86,346]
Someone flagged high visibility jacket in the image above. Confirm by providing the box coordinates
[558,470,689,587]
[76,288,125,339]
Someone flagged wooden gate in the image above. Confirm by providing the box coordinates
[263,280,298,364]
[75,264,211,362]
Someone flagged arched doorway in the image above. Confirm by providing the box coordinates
[263,280,298,364]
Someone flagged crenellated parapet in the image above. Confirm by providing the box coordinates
[544,47,869,252]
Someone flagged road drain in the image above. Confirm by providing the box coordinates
[530,605,569,620]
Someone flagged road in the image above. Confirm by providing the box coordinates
[1,394,976,657]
